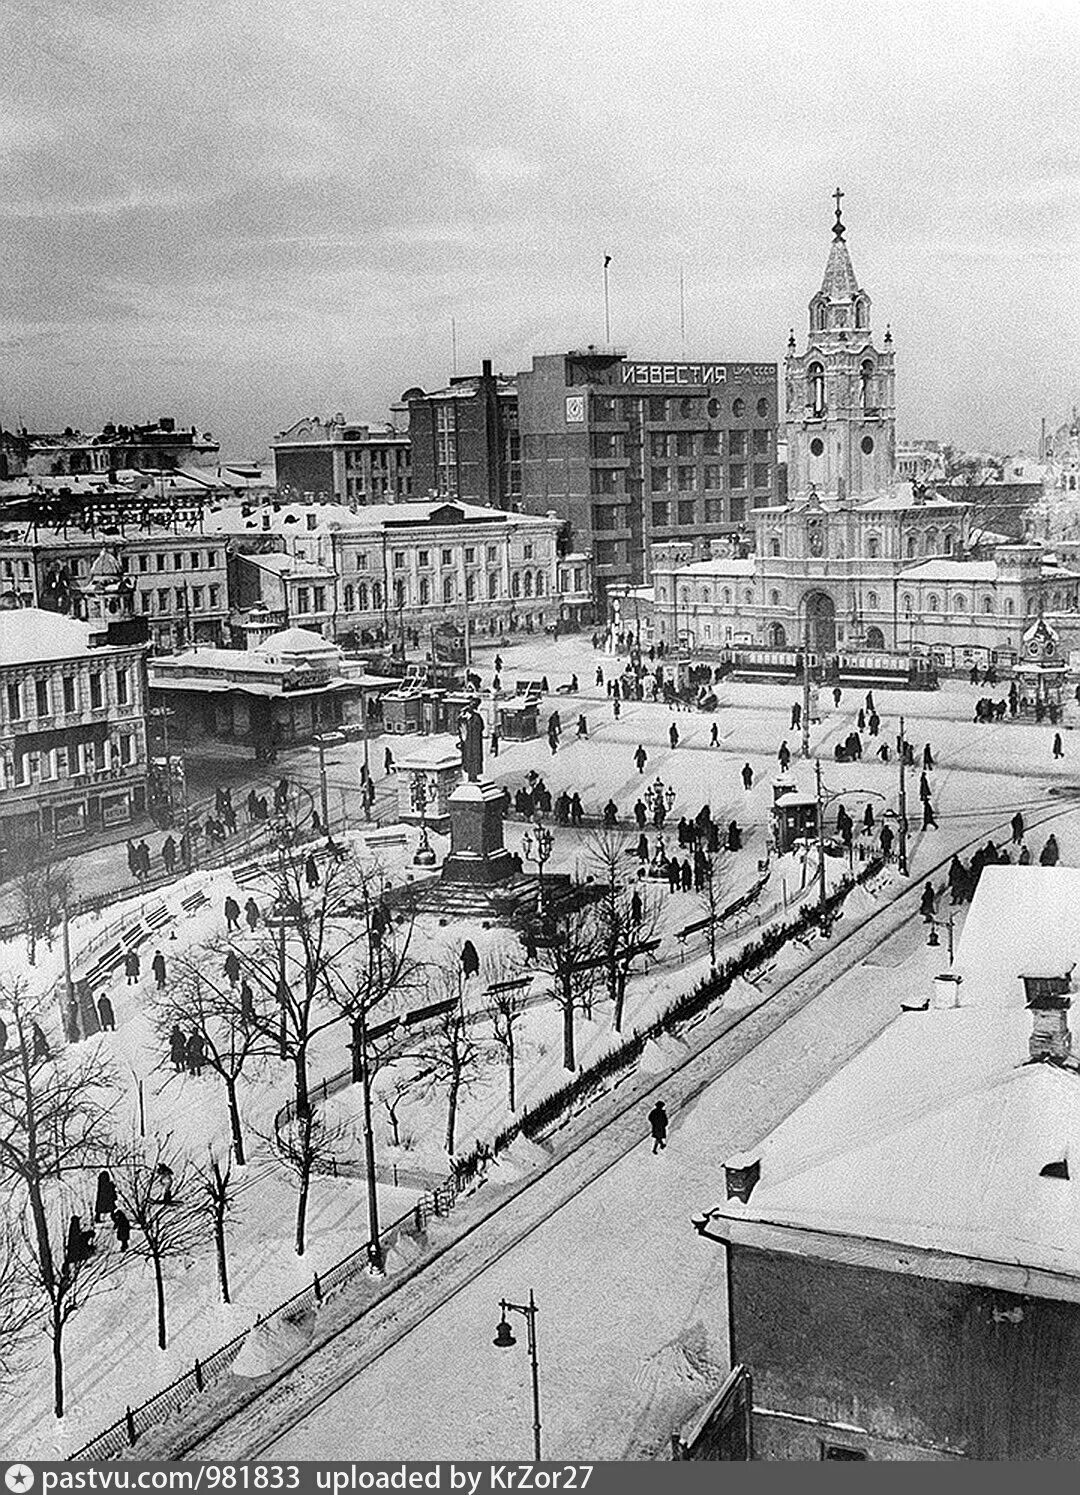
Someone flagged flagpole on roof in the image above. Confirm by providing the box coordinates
[603,255,611,345]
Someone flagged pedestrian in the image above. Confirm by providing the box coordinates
[865,690,875,715]
[922,743,934,772]
[868,712,880,737]
[919,772,931,804]
[384,746,395,775]
[634,799,647,830]
[161,836,177,875]
[223,949,241,986]
[710,721,719,747]
[240,978,255,1025]
[65,1215,92,1266]
[741,763,753,790]
[791,701,802,730]
[576,714,587,739]
[169,1023,186,1071]
[1018,843,1032,866]
[1054,731,1064,760]
[97,994,116,1032]
[863,802,874,833]
[1011,811,1025,844]
[124,949,140,987]
[680,858,692,892]
[726,820,742,852]
[920,881,936,919]
[880,823,894,860]
[778,741,791,773]
[305,852,320,888]
[631,888,643,924]
[667,859,680,893]
[548,728,558,757]
[669,722,679,750]
[151,949,167,990]
[922,800,938,831]
[461,939,480,979]
[857,708,866,731]
[603,798,619,827]
[878,743,890,762]
[570,792,583,826]
[1040,834,1061,867]
[494,653,503,674]
[648,1100,668,1154]
[224,895,241,932]
[634,744,648,774]
[595,666,604,687]
[94,1169,117,1222]
[111,1208,131,1251]
[614,697,621,720]
[185,1030,205,1077]
[832,686,842,708]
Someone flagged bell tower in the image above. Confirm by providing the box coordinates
[784,191,895,505]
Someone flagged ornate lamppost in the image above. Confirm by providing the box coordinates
[521,818,554,913]
[493,1291,543,1461]
[409,771,437,867]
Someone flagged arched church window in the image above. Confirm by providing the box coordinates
[954,594,966,612]
[744,589,753,605]
[943,532,954,555]
[982,596,993,614]
[925,529,938,555]
[770,537,781,557]
[906,536,917,559]
[902,593,913,615]
[722,588,732,605]
[860,360,874,410]
[927,593,939,612]
[344,584,354,612]
[867,535,880,559]
[855,299,867,330]
[808,363,825,418]
[1005,598,1015,616]
[769,588,780,606]
[867,591,879,611]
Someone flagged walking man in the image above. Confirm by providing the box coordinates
[151,949,167,991]
[710,722,719,747]
[1053,731,1064,760]
[778,741,791,773]
[634,744,648,774]
[648,1099,668,1154]
[741,762,754,791]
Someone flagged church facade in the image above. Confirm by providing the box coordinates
[650,197,1080,669]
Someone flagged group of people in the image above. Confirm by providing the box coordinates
[223,894,260,933]
[168,1022,207,1075]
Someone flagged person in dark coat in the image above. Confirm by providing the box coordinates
[94,1170,117,1222]
[778,741,791,773]
[151,949,167,990]
[741,763,753,790]
[863,802,874,833]
[603,799,619,827]
[1011,811,1025,844]
[648,1100,668,1154]
[305,853,320,888]
[161,836,177,875]
[460,940,480,979]
[879,823,894,860]
[576,714,587,739]
[922,799,938,830]
[919,772,931,804]
[569,793,584,827]
[922,743,934,772]
[919,882,936,920]
[634,799,647,829]
[832,686,842,708]
[384,747,394,775]
[490,728,500,758]
[97,994,116,1032]
[669,722,680,750]
[244,897,259,932]
[224,896,241,932]
[31,1021,49,1062]
[791,701,802,730]
[112,1209,131,1251]
[666,859,679,893]
[224,949,241,986]
[868,712,880,737]
[727,821,742,852]
[124,949,140,986]
[169,1024,186,1071]
[680,858,693,892]
[1040,834,1061,867]
[185,1031,205,1076]
[637,832,650,861]
[634,744,648,774]
[631,889,643,924]
[857,708,866,731]
[240,978,255,1025]
[65,1214,92,1265]
[1053,731,1064,760]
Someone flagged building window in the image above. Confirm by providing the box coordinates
[592,394,616,422]
[435,404,458,497]
[393,550,405,569]
[344,584,355,611]
[1005,598,1015,616]
[756,397,768,418]
[465,574,476,602]
[89,674,103,709]
[722,588,732,605]
[488,572,498,599]
[591,431,620,459]
[676,432,695,458]
[157,554,167,571]
[524,543,534,561]
[173,553,183,571]
[535,571,544,597]
[190,551,200,569]
[925,529,938,555]
[591,468,618,495]
[867,591,879,610]
[175,588,186,612]
[511,572,520,598]
[808,362,825,417]
[442,576,454,603]
[743,588,753,604]
[753,428,769,455]
[651,502,671,528]
[418,550,429,568]
[35,678,49,716]
[704,498,724,524]
[868,536,880,559]
[944,531,954,555]
[138,554,149,573]
[730,497,747,523]
[730,464,747,490]
[191,587,202,610]
[357,553,369,570]
[860,360,875,410]
[927,593,939,612]
[296,587,309,614]
[650,432,672,459]
[116,669,129,706]
[157,589,169,613]
[732,398,745,417]
[207,551,217,568]
[703,430,722,456]
[677,500,695,526]
[954,593,967,611]
[810,437,825,457]
[902,593,913,614]
[729,429,747,458]
[677,465,694,491]
[770,537,781,557]
[358,583,369,610]
[651,467,672,493]
[464,546,476,564]
[209,586,219,608]
[769,588,780,606]
[983,596,993,614]
[372,581,383,609]
[63,676,76,713]
[441,548,452,566]
[487,545,498,564]
[753,463,771,489]
[704,465,722,490]
[394,579,405,607]
[649,397,667,422]
[906,536,917,559]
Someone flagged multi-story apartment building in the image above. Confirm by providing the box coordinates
[517,348,779,609]
[0,417,219,479]
[0,581,149,847]
[272,415,412,506]
[206,498,563,642]
[401,360,520,509]
[0,526,230,651]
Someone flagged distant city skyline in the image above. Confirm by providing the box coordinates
[3,0,1078,460]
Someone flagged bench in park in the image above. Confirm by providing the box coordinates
[180,889,209,915]
[364,829,409,850]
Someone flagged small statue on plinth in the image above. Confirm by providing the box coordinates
[458,701,485,782]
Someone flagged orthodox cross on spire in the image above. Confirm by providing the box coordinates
[832,186,845,240]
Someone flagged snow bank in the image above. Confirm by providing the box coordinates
[231,1305,316,1378]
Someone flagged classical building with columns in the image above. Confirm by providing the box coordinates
[649,196,1080,671]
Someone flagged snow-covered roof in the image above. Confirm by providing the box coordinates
[859,485,965,511]
[0,608,97,664]
[670,558,756,578]
[953,866,1080,1004]
[899,559,998,582]
[259,627,340,661]
[205,499,552,537]
[240,553,335,580]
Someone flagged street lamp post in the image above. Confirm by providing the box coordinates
[897,715,910,877]
[313,730,346,837]
[643,777,675,829]
[409,772,437,867]
[926,912,955,966]
[522,819,554,913]
[493,1291,543,1461]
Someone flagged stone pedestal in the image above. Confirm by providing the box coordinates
[441,780,516,885]
[396,737,462,834]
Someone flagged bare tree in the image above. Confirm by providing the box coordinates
[379,1073,412,1148]
[11,844,72,967]
[485,949,530,1113]
[0,977,117,1416]
[695,849,731,977]
[0,1223,38,1387]
[266,1105,351,1257]
[110,1132,203,1350]
[586,829,663,1032]
[152,959,264,1165]
[409,971,486,1158]
[524,896,604,1072]
[193,1147,255,1304]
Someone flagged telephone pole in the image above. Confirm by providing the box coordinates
[815,758,827,907]
[897,714,910,877]
[801,622,812,759]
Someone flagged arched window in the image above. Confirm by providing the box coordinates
[372,581,383,609]
[523,570,533,597]
[394,579,405,607]
[953,593,966,612]
[855,299,867,330]
[902,592,913,615]
[860,359,874,410]
[357,583,368,610]
[808,362,826,418]
[943,531,954,555]
[488,573,498,599]
[1026,599,1036,616]
[701,589,711,604]
[867,535,880,559]
[769,588,780,606]
[419,577,430,605]
[511,572,521,598]
[680,587,691,605]
[744,589,753,605]
[982,596,993,614]
[906,536,917,559]
[343,584,354,611]
[867,591,879,611]
[1005,598,1015,616]
[535,571,544,596]
[770,537,781,557]
[925,529,938,555]
[722,588,732,605]
[865,625,885,650]
[927,593,939,612]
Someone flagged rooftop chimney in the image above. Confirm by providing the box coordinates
[724,1152,760,1203]
[482,358,493,379]
[1022,972,1073,1064]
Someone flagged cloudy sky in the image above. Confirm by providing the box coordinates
[3,0,1078,458]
